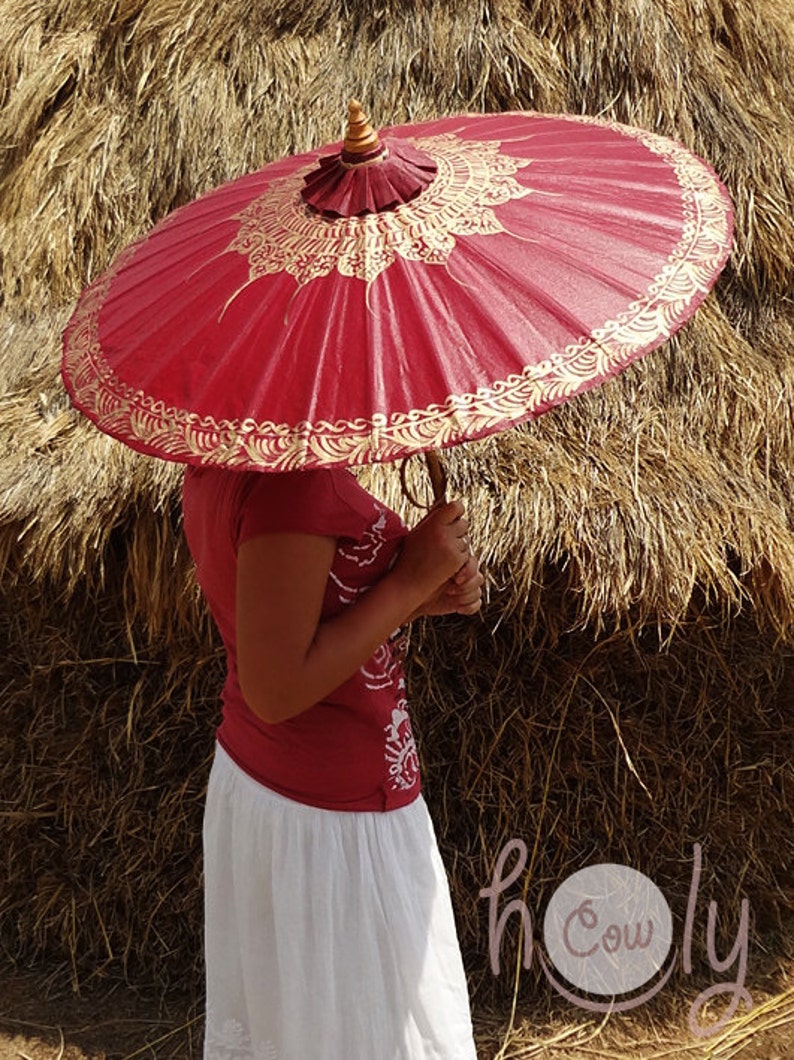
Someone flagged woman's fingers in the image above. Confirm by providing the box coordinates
[444,562,484,614]
[452,583,483,613]
[452,581,484,604]
[397,499,475,594]
[453,553,479,583]
[453,580,484,601]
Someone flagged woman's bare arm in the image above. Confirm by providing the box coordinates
[236,500,472,724]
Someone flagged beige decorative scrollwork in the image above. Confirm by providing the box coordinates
[228,133,533,286]
[62,117,732,471]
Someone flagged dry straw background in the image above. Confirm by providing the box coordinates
[1,0,793,1055]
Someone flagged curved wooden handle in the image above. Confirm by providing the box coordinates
[425,450,447,502]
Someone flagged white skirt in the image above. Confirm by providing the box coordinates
[203,744,477,1060]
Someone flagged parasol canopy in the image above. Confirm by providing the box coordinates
[61,103,733,473]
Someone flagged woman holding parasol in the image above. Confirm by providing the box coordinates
[62,101,732,1057]
[182,462,483,1056]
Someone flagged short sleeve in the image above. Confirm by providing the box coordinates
[235,469,372,548]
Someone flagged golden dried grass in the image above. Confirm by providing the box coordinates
[0,0,792,1027]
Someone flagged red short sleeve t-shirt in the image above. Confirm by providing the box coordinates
[182,465,421,812]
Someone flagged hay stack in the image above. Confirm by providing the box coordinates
[1,0,792,1016]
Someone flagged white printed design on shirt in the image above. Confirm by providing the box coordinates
[363,629,419,792]
[360,633,403,690]
[384,703,420,791]
[330,508,388,605]
[329,502,418,792]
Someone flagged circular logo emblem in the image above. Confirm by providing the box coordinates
[543,863,673,995]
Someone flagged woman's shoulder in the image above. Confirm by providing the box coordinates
[327,470,407,535]
[236,467,387,545]
[183,464,405,543]
[183,465,344,506]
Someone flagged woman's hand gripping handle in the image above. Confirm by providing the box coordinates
[395,500,485,619]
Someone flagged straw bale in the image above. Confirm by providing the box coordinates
[1,567,791,1007]
[409,605,793,1005]
[0,0,792,1011]
[0,0,792,629]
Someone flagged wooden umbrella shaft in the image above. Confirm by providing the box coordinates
[425,450,447,502]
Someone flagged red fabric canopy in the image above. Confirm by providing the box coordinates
[62,110,733,471]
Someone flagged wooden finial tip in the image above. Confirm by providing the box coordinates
[344,98,381,155]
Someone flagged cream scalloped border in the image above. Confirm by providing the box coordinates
[62,116,732,470]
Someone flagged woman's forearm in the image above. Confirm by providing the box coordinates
[237,502,471,725]
[249,569,426,723]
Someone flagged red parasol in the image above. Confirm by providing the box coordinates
[61,102,733,487]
